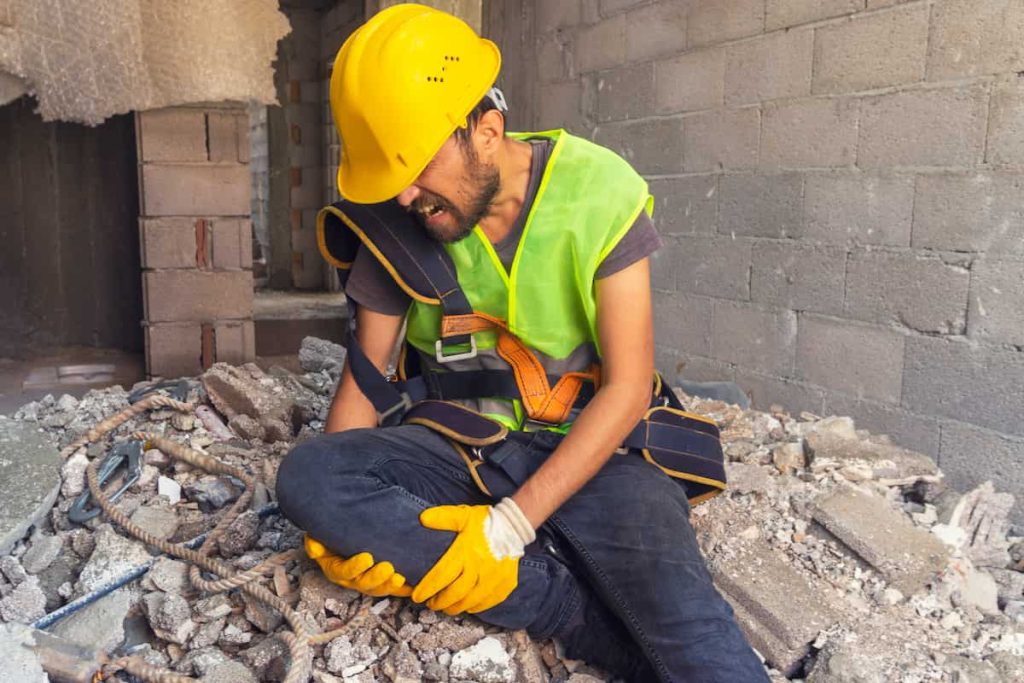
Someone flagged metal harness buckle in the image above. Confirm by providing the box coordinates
[68,440,145,524]
[435,336,478,364]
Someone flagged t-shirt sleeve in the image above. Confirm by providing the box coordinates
[343,244,412,316]
[595,211,664,279]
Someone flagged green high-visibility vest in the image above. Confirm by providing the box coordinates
[405,129,654,429]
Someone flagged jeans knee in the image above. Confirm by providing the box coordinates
[275,439,326,522]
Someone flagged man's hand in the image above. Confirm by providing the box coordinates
[304,535,413,598]
[412,498,536,615]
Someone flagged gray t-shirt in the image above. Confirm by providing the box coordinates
[345,138,663,315]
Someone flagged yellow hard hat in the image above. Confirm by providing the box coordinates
[329,3,501,204]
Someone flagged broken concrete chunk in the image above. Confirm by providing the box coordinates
[0,576,46,624]
[60,449,90,498]
[804,431,937,479]
[807,637,885,683]
[0,623,48,683]
[771,442,806,475]
[412,619,486,652]
[381,641,423,683]
[450,635,515,683]
[812,487,950,596]
[75,524,152,596]
[185,476,241,511]
[130,503,179,541]
[0,420,62,556]
[948,481,1015,569]
[201,363,302,443]
[299,336,347,379]
[725,462,771,495]
[219,510,260,557]
[201,660,257,683]
[49,587,130,653]
[145,592,196,645]
[146,557,190,594]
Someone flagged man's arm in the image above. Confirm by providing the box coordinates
[511,257,655,528]
[325,305,406,433]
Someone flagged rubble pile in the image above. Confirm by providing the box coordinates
[0,337,1020,682]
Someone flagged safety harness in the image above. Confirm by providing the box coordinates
[316,199,727,505]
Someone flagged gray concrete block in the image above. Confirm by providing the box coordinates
[594,62,654,123]
[574,14,627,72]
[537,81,586,134]
[750,242,846,315]
[592,117,686,175]
[683,108,760,172]
[928,0,1024,80]
[760,97,858,168]
[812,487,950,595]
[652,290,713,357]
[656,348,738,383]
[725,29,814,106]
[968,258,1024,345]
[538,0,581,28]
[648,175,718,236]
[735,368,826,415]
[987,77,1024,167]
[796,314,905,403]
[710,540,840,675]
[688,0,766,48]
[858,85,989,168]
[820,392,941,459]
[674,234,754,299]
[712,301,797,375]
[537,34,573,84]
[844,250,970,334]
[0,421,60,556]
[765,0,861,31]
[625,1,689,61]
[911,172,1024,254]
[903,336,1024,438]
[812,5,929,94]
[719,173,803,238]
[803,172,914,247]
[938,421,1024,524]
[649,237,680,291]
[654,47,725,114]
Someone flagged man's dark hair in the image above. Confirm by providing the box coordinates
[454,92,506,148]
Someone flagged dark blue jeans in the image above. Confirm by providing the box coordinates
[276,426,767,682]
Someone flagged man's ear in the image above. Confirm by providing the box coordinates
[474,108,505,157]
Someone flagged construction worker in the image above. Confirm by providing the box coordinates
[276,5,768,681]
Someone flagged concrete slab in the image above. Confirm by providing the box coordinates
[49,587,130,654]
[812,487,949,596]
[805,431,937,478]
[0,420,61,555]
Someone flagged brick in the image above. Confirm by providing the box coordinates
[987,77,1024,167]
[624,1,688,62]
[812,487,949,595]
[141,164,251,217]
[140,218,197,269]
[537,81,586,133]
[858,85,988,168]
[938,421,1024,524]
[683,108,759,172]
[211,219,252,271]
[647,175,718,235]
[803,172,914,247]
[968,258,1024,345]
[735,368,826,414]
[724,29,813,106]
[654,47,725,114]
[138,109,207,162]
[711,301,797,375]
[595,63,654,123]
[804,430,938,478]
[146,323,202,378]
[911,173,1024,254]
[928,0,1024,80]
[820,392,941,459]
[207,112,240,163]
[592,117,686,175]
[710,541,840,676]
[812,5,929,94]
[688,0,765,48]
[143,270,253,323]
[796,315,904,403]
[844,250,970,334]
[719,173,802,238]
[760,97,858,168]
[750,242,846,315]
[575,15,626,72]
[903,336,1024,438]
[674,234,753,299]
[214,320,256,365]
[652,290,713,357]
[765,0,861,31]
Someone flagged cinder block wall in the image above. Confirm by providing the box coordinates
[489,0,1024,511]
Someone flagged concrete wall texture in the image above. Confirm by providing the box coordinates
[487,0,1024,511]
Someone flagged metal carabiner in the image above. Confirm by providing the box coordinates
[68,440,145,524]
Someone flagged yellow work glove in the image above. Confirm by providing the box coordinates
[304,535,413,598]
[412,498,536,616]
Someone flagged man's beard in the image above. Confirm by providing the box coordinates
[412,156,500,244]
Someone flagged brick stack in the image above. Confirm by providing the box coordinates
[137,105,255,378]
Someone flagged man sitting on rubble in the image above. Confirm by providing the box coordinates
[276,4,767,681]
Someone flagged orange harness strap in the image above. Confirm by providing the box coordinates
[440,313,600,425]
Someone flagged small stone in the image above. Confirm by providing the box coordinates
[130,504,179,541]
[0,556,28,584]
[190,617,226,649]
[381,641,423,683]
[876,588,904,606]
[940,611,963,630]
[239,635,289,679]
[725,462,770,495]
[771,442,806,475]
[145,592,196,644]
[195,594,233,622]
[219,510,259,557]
[185,477,241,511]
[959,568,1000,616]
[0,576,46,623]
[201,660,256,683]
[412,620,485,652]
[146,557,190,594]
[158,476,181,504]
[738,525,761,541]
[75,524,151,595]
[219,623,252,645]
[1004,600,1024,622]
[171,413,196,432]
[143,448,171,469]
[242,593,283,633]
[175,647,229,676]
[450,636,514,683]
[60,450,90,498]
[299,337,347,378]
[136,464,160,491]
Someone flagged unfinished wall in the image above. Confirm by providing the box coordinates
[0,98,142,357]
[136,105,255,377]
[488,0,1024,509]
